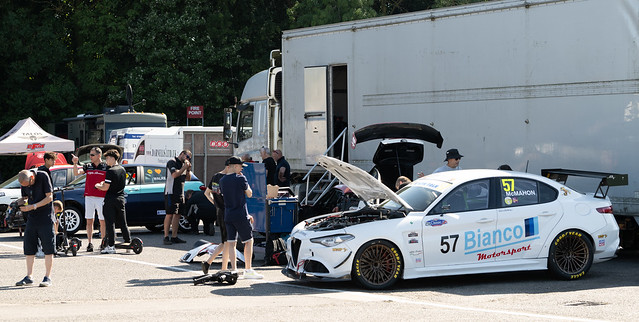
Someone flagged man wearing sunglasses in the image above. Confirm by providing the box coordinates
[163,150,192,245]
[433,148,464,174]
[72,147,107,252]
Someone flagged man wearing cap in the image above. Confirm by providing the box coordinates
[433,148,464,173]
[219,156,263,279]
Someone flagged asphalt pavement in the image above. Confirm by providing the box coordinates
[1,227,639,321]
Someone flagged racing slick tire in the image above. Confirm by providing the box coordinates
[548,230,594,280]
[352,239,402,290]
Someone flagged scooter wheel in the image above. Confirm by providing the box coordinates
[70,241,78,256]
[131,238,143,254]
[227,274,238,285]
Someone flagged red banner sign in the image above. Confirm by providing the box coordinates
[187,105,203,119]
[27,143,45,150]
[209,140,229,148]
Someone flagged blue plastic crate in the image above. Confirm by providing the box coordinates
[265,197,298,233]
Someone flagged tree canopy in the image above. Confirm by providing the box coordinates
[0,0,485,178]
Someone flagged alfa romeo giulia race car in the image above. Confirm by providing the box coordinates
[282,156,619,289]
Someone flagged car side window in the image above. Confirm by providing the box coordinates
[499,178,540,207]
[126,167,137,185]
[539,182,558,203]
[143,166,166,184]
[433,179,490,214]
[51,170,67,188]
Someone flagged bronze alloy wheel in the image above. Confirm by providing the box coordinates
[353,240,402,289]
[548,230,593,280]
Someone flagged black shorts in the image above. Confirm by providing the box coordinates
[226,218,253,243]
[216,207,227,243]
[24,220,55,255]
[164,194,184,215]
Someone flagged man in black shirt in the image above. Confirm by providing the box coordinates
[163,150,192,245]
[95,149,130,254]
[260,147,276,186]
[184,189,216,235]
[16,169,54,287]
[37,151,56,186]
[273,149,291,187]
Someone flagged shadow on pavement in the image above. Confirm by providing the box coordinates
[126,276,194,287]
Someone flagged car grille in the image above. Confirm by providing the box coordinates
[291,237,301,264]
[304,260,329,273]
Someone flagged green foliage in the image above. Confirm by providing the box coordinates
[0,0,470,177]
[288,0,378,28]
[0,2,77,131]
[72,0,141,113]
[127,0,289,126]
[433,0,488,8]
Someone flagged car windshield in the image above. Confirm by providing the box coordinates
[66,175,86,187]
[380,185,441,212]
[0,174,20,189]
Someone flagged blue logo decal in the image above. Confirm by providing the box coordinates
[464,216,539,254]
[525,217,539,237]
[425,219,448,227]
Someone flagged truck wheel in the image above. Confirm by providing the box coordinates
[352,240,402,290]
[548,230,593,280]
[62,206,83,236]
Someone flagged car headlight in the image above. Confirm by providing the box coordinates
[310,234,355,247]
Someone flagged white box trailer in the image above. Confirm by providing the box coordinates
[230,0,639,244]
[134,126,234,183]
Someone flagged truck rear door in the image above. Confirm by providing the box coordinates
[304,66,328,165]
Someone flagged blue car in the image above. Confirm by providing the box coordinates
[54,164,205,235]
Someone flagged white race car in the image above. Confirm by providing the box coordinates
[283,156,620,289]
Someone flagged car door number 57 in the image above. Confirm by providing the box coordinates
[440,234,459,253]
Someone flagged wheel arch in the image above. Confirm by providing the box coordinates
[547,227,594,258]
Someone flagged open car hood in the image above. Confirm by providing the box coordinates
[352,123,443,149]
[317,156,413,210]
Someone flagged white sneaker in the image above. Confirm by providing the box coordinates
[101,246,116,254]
[243,269,264,279]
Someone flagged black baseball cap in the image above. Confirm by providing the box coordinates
[226,156,247,167]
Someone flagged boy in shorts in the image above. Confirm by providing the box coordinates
[219,157,262,279]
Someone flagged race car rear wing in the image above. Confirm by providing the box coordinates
[541,169,628,199]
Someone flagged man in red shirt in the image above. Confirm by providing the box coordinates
[72,147,107,252]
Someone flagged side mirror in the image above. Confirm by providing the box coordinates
[223,107,233,141]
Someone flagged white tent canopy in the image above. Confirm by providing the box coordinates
[0,117,74,154]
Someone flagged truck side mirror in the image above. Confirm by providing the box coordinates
[223,108,233,141]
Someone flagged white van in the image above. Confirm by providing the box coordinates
[108,127,164,164]
[133,126,234,183]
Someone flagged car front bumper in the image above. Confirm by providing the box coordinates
[282,234,354,281]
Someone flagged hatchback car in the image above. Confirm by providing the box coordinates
[54,164,205,235]
[283,156,620,289]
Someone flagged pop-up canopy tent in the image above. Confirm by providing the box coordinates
[0,117,74,154]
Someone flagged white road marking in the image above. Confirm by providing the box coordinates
[86,255,196,272]
[0,242,609,321]
[0,243,22,250]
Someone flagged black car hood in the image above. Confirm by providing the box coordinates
[352,123,443,149]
